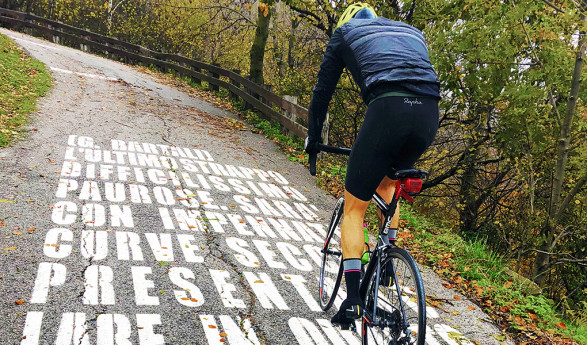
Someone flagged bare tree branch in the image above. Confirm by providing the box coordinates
[541,0,566,13]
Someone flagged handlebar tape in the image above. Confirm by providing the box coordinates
[309,154,317,176]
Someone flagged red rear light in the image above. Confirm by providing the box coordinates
[402,178,422,193]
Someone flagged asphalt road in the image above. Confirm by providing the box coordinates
[0,28,513,345]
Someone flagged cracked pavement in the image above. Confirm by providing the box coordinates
[0,28,513,345]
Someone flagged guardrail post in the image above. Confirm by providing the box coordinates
[262,84,273,105]
[43,24,52,41]
[190,63,201,85]
[322,113,330,145]
[244,76,255,111]
[209,63,220,92]
[283,95,298,127]
[229,69,240,102]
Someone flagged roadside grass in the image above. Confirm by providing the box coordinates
[0,34,51,147]
[139,66,586,344]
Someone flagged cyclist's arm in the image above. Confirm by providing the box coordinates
[308,29,345,144]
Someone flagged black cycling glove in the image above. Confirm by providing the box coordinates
[304,137,320,155]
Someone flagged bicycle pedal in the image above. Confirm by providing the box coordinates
[333,321,357,332]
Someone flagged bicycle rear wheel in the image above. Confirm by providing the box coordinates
[318,197,344,311]
[362,247,426,345]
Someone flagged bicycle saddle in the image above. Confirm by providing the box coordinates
[392,169,428,180]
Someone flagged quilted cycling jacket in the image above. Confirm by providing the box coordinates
[307,17,440,142]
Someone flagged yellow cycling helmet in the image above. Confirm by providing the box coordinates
[336,3,377,28]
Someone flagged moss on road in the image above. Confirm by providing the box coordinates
[0,33,51,147]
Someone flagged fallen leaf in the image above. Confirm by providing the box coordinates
[454,295,461,300]
[158,261,168,266]
[15,300,25,305]
[0,199,15,204]
[557,322,566,329]
[190,298,198,302]
[254,280,264,283]
[493,334,506,341]
[3,247,17,251]
[0,223,5,226]
[219,332,228,337]
[467,306,476,311]
[13,231,22,235]
[208,325,217,329]
[448,331,463,340]
[452,310,460,315]
[28,228,35,233]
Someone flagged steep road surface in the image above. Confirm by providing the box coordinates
[0,28,512,345]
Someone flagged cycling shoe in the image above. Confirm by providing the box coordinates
[331,298,364,329]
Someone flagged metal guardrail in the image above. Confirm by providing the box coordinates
[0,7,310,139]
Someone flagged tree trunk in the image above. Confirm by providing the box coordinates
[287,18,300,69]
[549,14,586,222]
[534,14,586,286]
[458,150,478,236]
[533,225,554,286]
[249,1,274,85]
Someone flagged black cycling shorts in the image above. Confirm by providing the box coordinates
[345,96,439,201]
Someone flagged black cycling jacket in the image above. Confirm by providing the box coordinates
[307,17,440,143]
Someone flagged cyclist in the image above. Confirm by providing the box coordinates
[304,3,440,327]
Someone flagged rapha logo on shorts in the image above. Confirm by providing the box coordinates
[404,98,423,106]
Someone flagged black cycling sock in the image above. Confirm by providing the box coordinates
[343,258,361,300]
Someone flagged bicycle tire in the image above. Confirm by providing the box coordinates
[318,197,345,311]
[362,247,426,345]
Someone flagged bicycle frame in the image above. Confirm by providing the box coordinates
[361,176,426,337]
[359,191,404,327]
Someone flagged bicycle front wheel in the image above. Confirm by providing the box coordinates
[318,197,344,311]
[362,247,426,345]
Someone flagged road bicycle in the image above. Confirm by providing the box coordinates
[309,144,427,345]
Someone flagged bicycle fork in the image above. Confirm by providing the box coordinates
[364,245,412,338]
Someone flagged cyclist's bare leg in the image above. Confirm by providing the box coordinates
[376,176,400,227]
[332,188,370,325]
[341,189,370,259]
